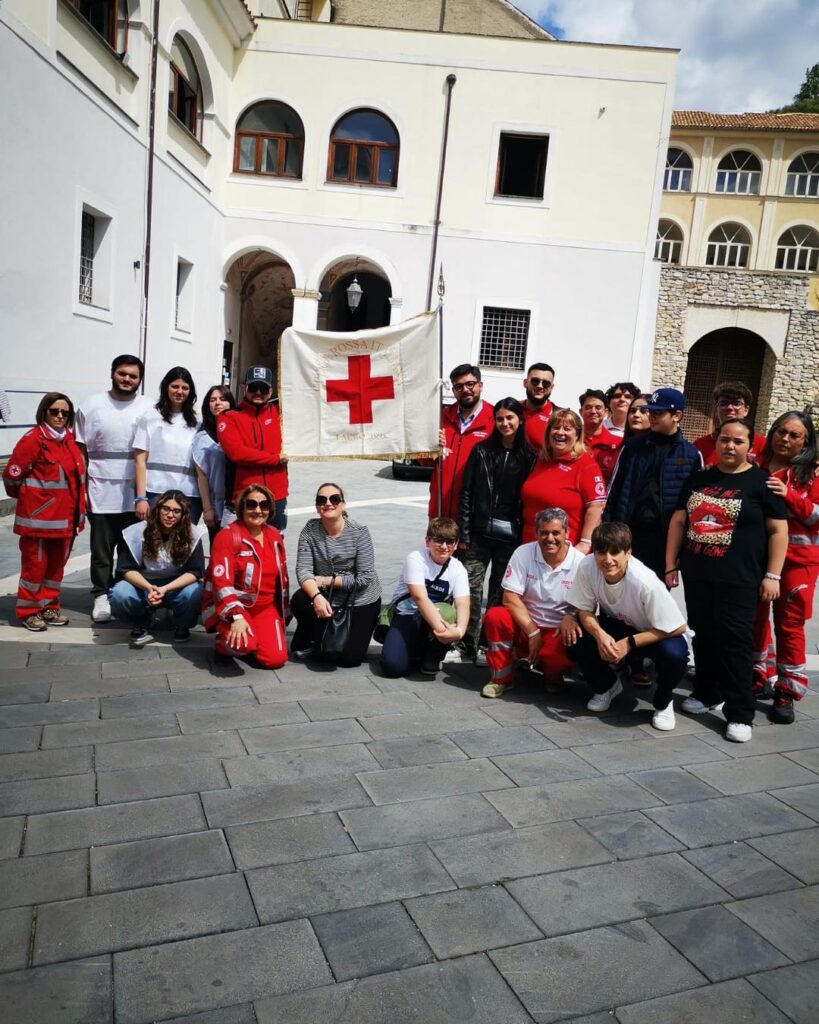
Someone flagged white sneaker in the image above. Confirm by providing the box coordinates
[726,722,752,743]
[681,696,725,715]
[474,649,488,667]
[586,678,623,712]
[92,594,112,623]
[443,648,464,664]
[652,703,676,731]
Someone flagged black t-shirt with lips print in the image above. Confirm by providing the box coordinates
[676,464,787,587]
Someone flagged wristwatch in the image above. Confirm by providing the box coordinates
[627,634,637,651]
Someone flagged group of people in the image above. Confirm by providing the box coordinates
[4,354,817,744]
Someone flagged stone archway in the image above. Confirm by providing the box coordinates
[317,257,392,332]
[681,327,768,437]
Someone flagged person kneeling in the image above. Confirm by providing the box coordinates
[202,485,290,669]
[110,490,205,646]
[482,508,583,699]
[568,521,688,731]
[380,518,470,677]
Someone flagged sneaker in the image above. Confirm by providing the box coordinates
[290,646,314,662]
[41,609,69,626]
[129,628,154,647]
[482,679,515,699]
[586,678,623,712]
[652,703,676,731]
[751,678,774,701]
[421,651,441,676]
[22,614,47,632]
[726,722,752,743]
[770,693,795,725]
[474,649,488,667]
[443,647,465,664]
[92,594,112,623]
[681,696,725,715]
[173,627,190,643]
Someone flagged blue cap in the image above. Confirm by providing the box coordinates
[646,387,685,413]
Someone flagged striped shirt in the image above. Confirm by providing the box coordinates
[296,517,381,607]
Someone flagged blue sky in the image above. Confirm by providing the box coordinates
[514,1,817,113]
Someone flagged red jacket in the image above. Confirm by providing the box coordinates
[217,400,288,502]
[760,461,819,568]
[202,522,290,629]
[586,426,623,485]
[429,400,495,518]
[3,426,86,538]
[694,430,766,466]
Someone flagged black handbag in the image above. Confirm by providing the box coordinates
[318,558,354,662]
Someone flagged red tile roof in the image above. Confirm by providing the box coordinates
[673,111,819,132]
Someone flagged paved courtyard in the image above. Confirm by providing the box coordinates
[0,462,818,1023]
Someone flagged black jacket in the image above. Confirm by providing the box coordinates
[458,441,536,545]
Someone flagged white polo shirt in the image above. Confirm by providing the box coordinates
[570,554,685,634]
[501,541,584,628]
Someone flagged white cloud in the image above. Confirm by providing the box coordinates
[514,0,817,112]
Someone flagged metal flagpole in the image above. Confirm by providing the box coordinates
[437,264,445,514]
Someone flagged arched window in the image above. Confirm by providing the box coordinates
[168,36,202,140]
[234,102,304,178]
[785,152,819,197]
[775,225,819,272]
[655,220,683,264]
[69,1,129,52]
[328,109,399,187]
[663,148,692,192]
[706,223,751,268]
[715,150,761,194]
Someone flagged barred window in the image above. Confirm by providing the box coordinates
[655,219,683,264]
[785,152,819,197]
[663,148,692,192]
[706,222,751,268]
[79,211,95,305]
[715,150,761,194]
[775,225,819,272]
[478,306,531,371]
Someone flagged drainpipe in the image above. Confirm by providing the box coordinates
[139,0,161,391]
[426,73,456,310]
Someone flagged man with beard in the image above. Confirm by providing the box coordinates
[75,354,154,622]
[521,362,557,451]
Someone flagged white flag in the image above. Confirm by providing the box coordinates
[280,312,440,460]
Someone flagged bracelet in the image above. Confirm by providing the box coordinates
[664,569,677,576]
[310,592,323,604]
[526,628,540,639]
[579,538,592,545]
[764,572,782,581]
[627,634,637,651]
[134,495,147,503]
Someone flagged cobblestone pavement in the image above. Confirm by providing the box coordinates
[0,462,818,1023]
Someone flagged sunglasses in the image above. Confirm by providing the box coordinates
[158,506,183,517]
[47,408,69,417]
[244,499,271,512]
[246,382,271,394]
[631,405,649,414]
[316,494,344,507]
[428,535,456,546]
[528,378,553,389]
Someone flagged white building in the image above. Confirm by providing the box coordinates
[0,0,677,487]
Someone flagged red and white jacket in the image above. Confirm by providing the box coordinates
[429,400,496,519]
[217,400,288,502]
[3,426,86,538]
[202,522,290,629]
[762,462,819,568]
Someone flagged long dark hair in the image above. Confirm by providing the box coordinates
[36,392,75,430]
[624,393,652,440]
[200,385,237,441]
[762,410,818,486]
[142,490,193,564]
[157,367,197,427]
[488,397,527,454]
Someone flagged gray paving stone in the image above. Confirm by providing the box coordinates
[49,674,170,700]
[360,708,499,740]
[652,904,790,981]
[356,757,514,805]
[698,721,819,758]
[0,849,87,909]
[339,793,509,851]
[0,956,113,1024]
[160,1007,255,1024]
[29,647,159,666]
[224,744,380,787]
[113,921,331,1024]
[687,753,819,795]
[0,699,98,728]
[486,775,657,827]
[0,746,92,783]
[536,716,653,748]
[178,702,308,734]
[202,775,372,828]
[748,960,819,1024]
[628,767,722,803]
[0,648,29,671]
[432,821,612,886]
[749,828,819,884]
[770,781,819,822]
[252,677,379,704]
[458,697,566,728]
[95,731,244,771]
[729,884,819,960]
[406,885,543,958]
[239,719,371,754]
[489,920,705,1023]
[574,734,729,774]
[311,902,432,981]
[298,692,428,721]
[90,830,234,893]
[25,794,206,854]
[253,955,533,1024]
[100,688,257,718]
[682,842,803,898]
[40,713,179,749]
[366,734,468,769]
[785,746,819,771]
[644,793,816,847]
[167,670,261,691]
[0,773,96,816]
[97,759,229,803]
[0,681,50,705]
[617,978,792,1024]
[491,748,601,787]
[225,813,354,869]
[578,810,685,859]
[99,658,172,678]
[247,843,455,922]
[0,726,41,754]
[34,873,257,965]
[0,664,102,687]
[449,725,558,757]
[0,906,32,971]
[0,817,23,859]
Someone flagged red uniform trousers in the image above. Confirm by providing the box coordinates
[753,563,817,700]
[17,536,73,622]
[214,603,287,669]
[484,605,573,685]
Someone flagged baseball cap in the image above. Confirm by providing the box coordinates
[244,366,273,387]
[646,387,685,413]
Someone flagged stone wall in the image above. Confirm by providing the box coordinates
[654,265,819,429]
[331,0,548,38]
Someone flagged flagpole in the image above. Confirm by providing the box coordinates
[437,264,445,515]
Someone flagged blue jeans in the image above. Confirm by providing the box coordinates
[380,611,449,678]
[110,578,202,629]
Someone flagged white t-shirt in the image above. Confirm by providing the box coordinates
[191,432,226,517]
[570,554,685,634]
[133,410,199,497]
[502,542,583,628]
[392,548,470,614]
[75,392,154,513]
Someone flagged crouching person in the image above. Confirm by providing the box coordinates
[482,508,583,699]
[203,485,289,669]
[380,517,470,677]
[568,521,688,730]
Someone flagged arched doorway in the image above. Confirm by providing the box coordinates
[317,258,392,332]
[681,327,767,437]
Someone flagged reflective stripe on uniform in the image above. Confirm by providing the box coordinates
[789,534,819,545]
[16,597,51,608]
[147,461,197,477]
[14,517,69,530]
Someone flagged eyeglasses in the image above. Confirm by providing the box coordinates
[528,378,553,389]
[428,535,456,546]
[452,381,480,392]
[244,499,271,512]
[630,405,649,414]
[47,408,69,418]
[717,399,747,409]
[316,494,343,507]
[158,506,183,517]
[246,383,271,395]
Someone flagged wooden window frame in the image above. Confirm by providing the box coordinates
[233,103,304,179]
[327,110,399,188]
[169,60,200,140]
[494,132,549,200]
[69,0,128,53]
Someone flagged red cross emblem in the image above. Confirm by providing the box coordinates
[326,355,395,425]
